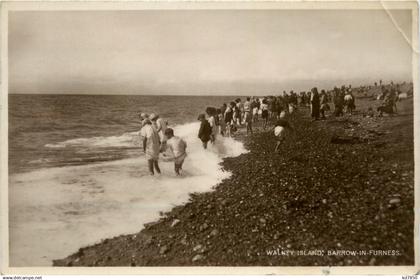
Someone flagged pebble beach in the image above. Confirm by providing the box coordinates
[53,89,415,267]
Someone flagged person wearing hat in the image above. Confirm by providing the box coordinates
[149,113,168,143]
[139,113,149,128]
[164,128,187,176]
[139,118,161,175]
[197,113,212,149]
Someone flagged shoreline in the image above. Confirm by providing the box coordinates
[53,97,414,266]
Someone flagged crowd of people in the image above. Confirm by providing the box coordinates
[138,113,187,176]
[376,83,402,116]
[137,81,407,176]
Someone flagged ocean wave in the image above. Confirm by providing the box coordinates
[10,121,248,266]
[45,131,140,149]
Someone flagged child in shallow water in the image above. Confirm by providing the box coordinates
[164,128,187,176]
[273,119,293,152]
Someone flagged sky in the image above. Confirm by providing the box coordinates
[9,9,413,95]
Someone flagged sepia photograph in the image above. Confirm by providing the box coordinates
[1,1,418,275]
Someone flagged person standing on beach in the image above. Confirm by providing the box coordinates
[251,97,259,123]
[235,99,243,126]
[271,97,279,121]
[164,128,187,176]
[206,107,218,143]
[140,119,161,176]
[217,108,226,136]
[333,87,344,117]
[310,87,320,120]
[261,99,269,130]
[224,103,234,137]
[319,90,329,119]
[289,91,298,113]
[149,113,167,144]
[243,97,253,135]
[198,114,212,149]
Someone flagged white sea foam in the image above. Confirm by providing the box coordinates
[10,121,248,266]
[45,131,140,149]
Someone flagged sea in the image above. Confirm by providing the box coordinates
[8,94,248,266]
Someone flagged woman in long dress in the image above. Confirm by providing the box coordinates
[140,119,161,175]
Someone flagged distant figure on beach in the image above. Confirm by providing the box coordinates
[389,88,399,113]
[198,114,212,149]
[206,107,218,143]
[233,99,241,126]
[251,97,260,123]
[378,89,396,117]
[217,108,226,136]
[243,97,253,135]
[344,89,356,115]
[224,103,234,137]
[289,91,298,113]
[274,119,293,152]
[236,99,244,125]
[140,119,161,176]
[164,128,187,176]
[319,90,329,119]
[261,99,269,130]
[306,91,312,108]
[310,87,320,120]
[149,113,167,143]
[333,87,344,117]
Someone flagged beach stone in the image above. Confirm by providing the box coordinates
[171,219,180,227]
[144,237,153,246]
[389,198,401,205]
[159,245,169,255]
[200,223,209,231]
[193,244,203,252]
[192,254,204,262]
[210,229,219,236]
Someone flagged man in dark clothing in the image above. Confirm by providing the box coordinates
[311,87,320,120]
[197,114,212,149]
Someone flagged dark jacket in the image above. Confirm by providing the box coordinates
[198,120,212,142]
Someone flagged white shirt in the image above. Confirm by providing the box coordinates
[166,136,187,158]
[274,126,285,138]
[140,124,160,159]
[156,118,167,132]
[156,118,167,140]
[261,103,269,111]
[208,116,218,136]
